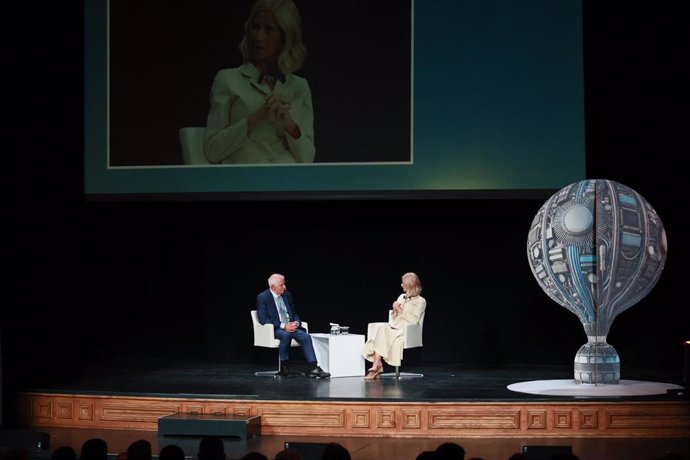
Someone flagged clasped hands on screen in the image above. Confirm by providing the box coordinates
[260,94,295,130]
[247,93,298,137]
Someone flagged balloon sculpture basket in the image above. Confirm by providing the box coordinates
[573,336,620,384]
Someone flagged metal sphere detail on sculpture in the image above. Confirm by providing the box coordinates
[527,179,667,384]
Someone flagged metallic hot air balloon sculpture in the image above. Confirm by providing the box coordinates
[527,179,667,384]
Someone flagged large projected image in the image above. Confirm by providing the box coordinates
[85,0,585,197]
[108,0,411,167]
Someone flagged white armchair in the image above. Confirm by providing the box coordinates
[250,310,308,377]
[179,127,209,165]
[366,310,425,379]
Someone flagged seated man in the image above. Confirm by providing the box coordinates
[256,273,330,378]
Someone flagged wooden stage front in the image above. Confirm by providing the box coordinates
[12,392,690,439]
[8,360,689,440]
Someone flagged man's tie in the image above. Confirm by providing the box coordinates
[276,295,289,324]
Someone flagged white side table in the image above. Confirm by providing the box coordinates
[310,333,365,378]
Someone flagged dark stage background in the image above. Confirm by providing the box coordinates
[3,0,688,398]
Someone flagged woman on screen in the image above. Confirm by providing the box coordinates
[204,0,315,164]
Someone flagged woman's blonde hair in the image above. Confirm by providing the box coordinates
[402,272,422,297]
[239,0,307,75]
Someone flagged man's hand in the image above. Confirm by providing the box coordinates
[284,321,299,333]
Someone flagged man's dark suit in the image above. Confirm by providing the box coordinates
[256,288,317,364]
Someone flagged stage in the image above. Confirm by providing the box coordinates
[8,359,689,441]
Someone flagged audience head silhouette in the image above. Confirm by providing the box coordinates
[435,442,465,460]
[416,452,440,460]
[51,446,77,460]
[320,443,350,460]
[81,438,108,460]
[274,449,302,460]
[240,453,269,460]
[127,440,152,460]
[159,444,186,460]
[507,454,529,460]
[197,436,226,460]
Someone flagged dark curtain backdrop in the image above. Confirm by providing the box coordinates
[3,1,687,392]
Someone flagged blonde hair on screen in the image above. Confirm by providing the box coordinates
[239,0,307,74]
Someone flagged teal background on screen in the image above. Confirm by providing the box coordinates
[85,0,584,196]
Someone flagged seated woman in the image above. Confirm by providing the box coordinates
[204,0,315,164]
[362,272,426,380]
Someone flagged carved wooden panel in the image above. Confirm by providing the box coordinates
[57,401,73,419]
[257,408,345,428]
[11,392,690,438]
[351,410,370,428]
[233,407,252,417]
[78,403,94,421]
[527,410,546,430]
[207,406,228,416]
[606,406,690,429]
[377,410,396,429]
[100,403,181,423]
[554,409,572,429]
[578,408,599,429]
[182,405,205,415]
[402,410,422,430]
[428,409,521,430]
[35,399,52,419]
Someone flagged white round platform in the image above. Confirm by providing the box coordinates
[507,379,685,397]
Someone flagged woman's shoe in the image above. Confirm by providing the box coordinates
[364,365,383,380]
